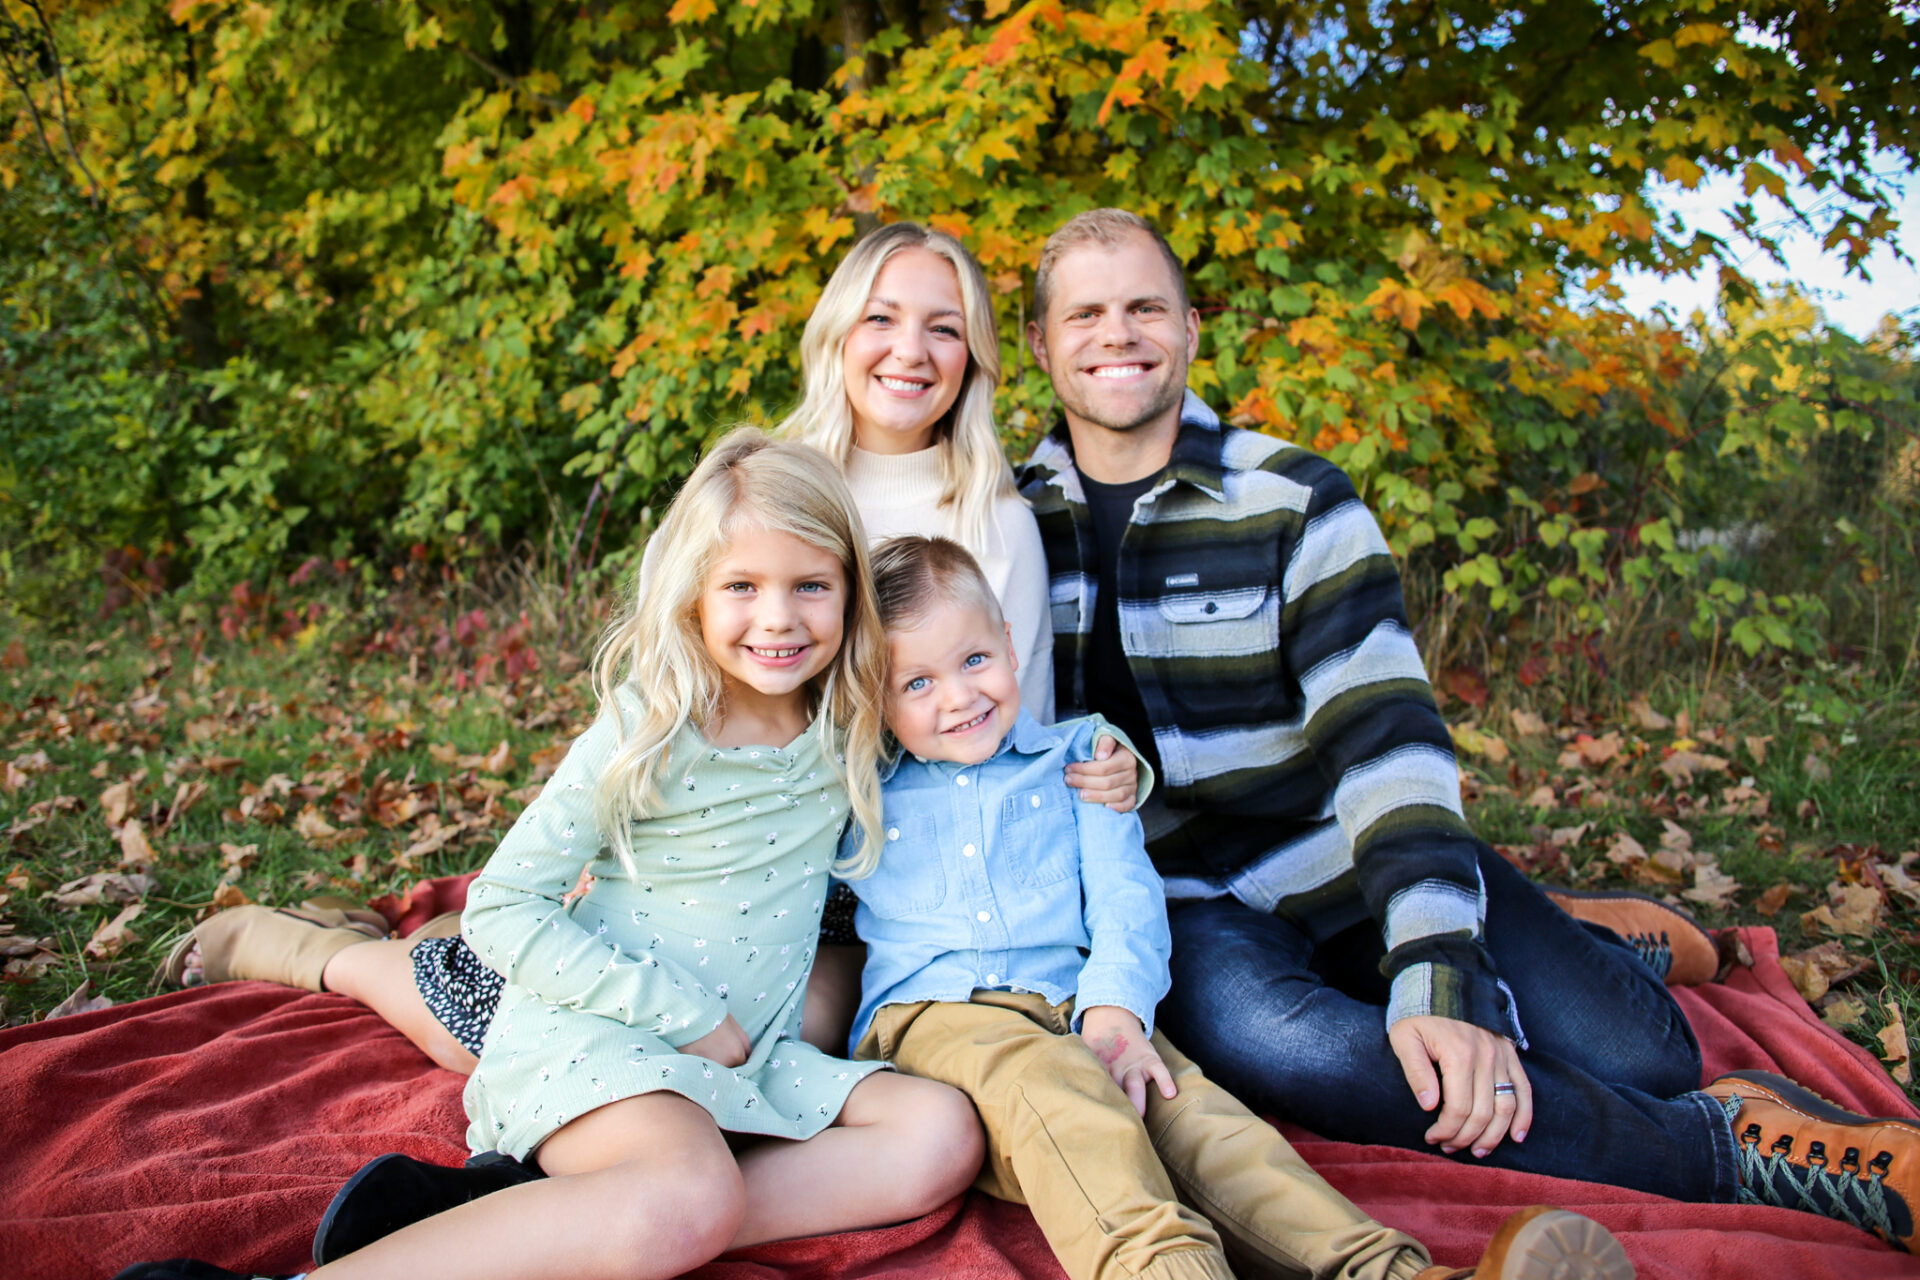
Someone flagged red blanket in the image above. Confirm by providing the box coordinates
[3,914,1914,1280]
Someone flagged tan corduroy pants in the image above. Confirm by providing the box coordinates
[859,991,1430,1280]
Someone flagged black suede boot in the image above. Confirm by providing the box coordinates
[111,1262,293,1280]
[311,1151,546,1265]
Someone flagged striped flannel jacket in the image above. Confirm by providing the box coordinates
[1017,391,1517,1038]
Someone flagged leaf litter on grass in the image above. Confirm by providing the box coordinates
[3,612,597,1026]
[1457,679,1920,1101]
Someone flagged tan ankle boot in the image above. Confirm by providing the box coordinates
[158,904,386,992]
[1412,1207,1635,1278]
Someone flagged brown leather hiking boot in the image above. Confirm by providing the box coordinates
[1545,888,1719,985]
[1412,1206,1635,1278]
[1705,1070,1920,1250]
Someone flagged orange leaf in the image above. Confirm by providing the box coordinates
[667,0,717,21]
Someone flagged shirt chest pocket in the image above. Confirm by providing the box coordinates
[853,815,947,919]
[1156,586,1269,624]
[1001,788,1078,888]
[1151,587,1273,660]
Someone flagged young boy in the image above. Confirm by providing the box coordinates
[849,535,1634,1280]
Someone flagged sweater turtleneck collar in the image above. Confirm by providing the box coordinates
[845,443,944,501]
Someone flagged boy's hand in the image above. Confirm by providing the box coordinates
[1065,735,1140,812]
[683,1014,751,1068]
[1079,1006,1175,1116]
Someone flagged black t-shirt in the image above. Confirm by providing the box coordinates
[1080,472,1162,775]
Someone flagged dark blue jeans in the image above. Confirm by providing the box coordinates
[1158,843,1739,1203]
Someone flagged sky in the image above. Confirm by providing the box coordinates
[1611,157,1918,339]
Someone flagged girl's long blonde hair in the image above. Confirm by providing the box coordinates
[591,428,889,879]
[779,221,1016,554]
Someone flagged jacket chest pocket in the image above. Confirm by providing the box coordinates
[1001,789,1078,888]
[1157,586,1269,625]
[1149,586,1274,661]
[854,815,947,919]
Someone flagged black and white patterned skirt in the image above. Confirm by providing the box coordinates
[413,936,505,1056]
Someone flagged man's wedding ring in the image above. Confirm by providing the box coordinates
[1493,1081,1517,1096]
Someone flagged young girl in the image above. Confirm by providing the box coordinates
[116,430,983,1280]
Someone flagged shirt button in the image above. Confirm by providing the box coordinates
[986,973,999,984]
[962,843,976,858]
[976,910,991,922]
[887,827,900,841]
[956,775,970,787]
[1030,794,1040,808]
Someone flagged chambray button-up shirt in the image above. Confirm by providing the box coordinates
[840,711,1168,1053]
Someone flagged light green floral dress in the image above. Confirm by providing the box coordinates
[461,698,886,1161]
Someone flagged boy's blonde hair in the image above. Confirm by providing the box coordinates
[592,428,889,879]
[780,221,1015,555]
[870,535,1005,635]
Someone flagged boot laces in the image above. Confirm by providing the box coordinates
[1623,929,1674,980]
[1721,1091,1900,1238]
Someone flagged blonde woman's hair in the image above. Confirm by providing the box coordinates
[779,221,1015,554]
[591,427,890,879]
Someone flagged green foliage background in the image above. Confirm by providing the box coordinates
[3,0,1916,676]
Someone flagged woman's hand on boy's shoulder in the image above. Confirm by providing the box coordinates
[1078,1005,1175,1116]
[1065,734,1139,812]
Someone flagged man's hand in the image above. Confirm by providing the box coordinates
[1079,1006,1176,1115]
[1064,735,1140,812]
[1387,1015,1530,1158]
[683,1013,752,1068]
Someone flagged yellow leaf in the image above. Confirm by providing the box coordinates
[1741,162,1788,201]
[1661,155,1705,188]
[667,0,716,21]
[1638,39,1677,68]
[1674,23,1728,48]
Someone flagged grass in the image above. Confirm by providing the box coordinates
[4,586,1918,1102]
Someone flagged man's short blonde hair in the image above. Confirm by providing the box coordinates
[1033,209,1190,325]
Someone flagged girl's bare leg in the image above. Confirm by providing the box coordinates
[307,1073,980,1280]
[322,939,477,1074]
[308,1093,746,1280]
[729,1070,983,1246]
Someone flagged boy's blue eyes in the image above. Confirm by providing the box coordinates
[902,654,987,692]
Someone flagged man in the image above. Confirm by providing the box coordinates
[1017,209,1920,1246]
